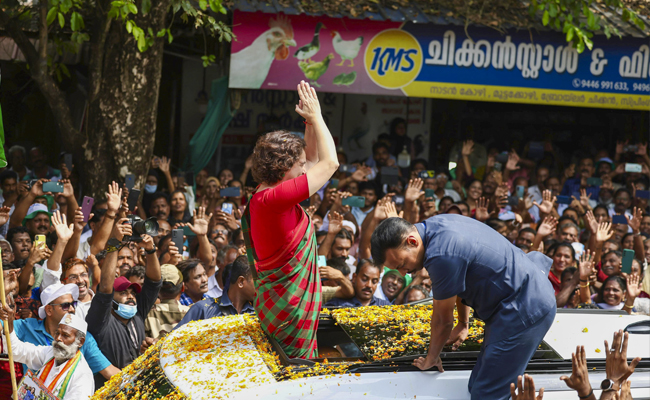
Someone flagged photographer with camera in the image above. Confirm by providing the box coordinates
[84,183,162,387]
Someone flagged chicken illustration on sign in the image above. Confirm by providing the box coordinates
[229,15,296,89]
[299,54,334,87]
[294,22,325,62]
[331,31,364,67]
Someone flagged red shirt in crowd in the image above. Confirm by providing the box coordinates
[548,270,561,295]
[249,174,310,271]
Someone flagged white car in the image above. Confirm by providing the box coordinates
[92,306,650,400]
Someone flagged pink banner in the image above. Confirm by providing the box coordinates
[229,11,400,94]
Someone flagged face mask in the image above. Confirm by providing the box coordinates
[144,184,157,194]
[113,300,137,319]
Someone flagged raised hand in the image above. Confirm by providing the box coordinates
[328,211,343,234]
[506,150,520,171]
[461,140,474,157]
[187,207,213,236]
[30,179,47,197]
[73,207,86,233]
[106,181,122,213]
[537,216,558,237]
[560,346,592,398]
[604,330,641,386]
[475,197,489,222]
[636,142,647,156]
[350,167,371,182]
[579,188,592,209]
[385,201,402,219]
[61,179,75,198]
[158,156,171,173]
[113,218,132,241]
[27,240,52,264]
[167,244,182,266]
[406,178,424,203]
[294,80,322,123]
[578,250,595,281]
[625,207,642,234]
[137,234,155,252]
[51,210,74,242]
[533,190,555,215]
[626,274,641,301]
[373,197,390,221]
[214,210,239,231]
[0,206,11,227]
[619,380,632,400]
[596,222,614,243]
[305,205,317,217]
[615,141,626,155]
[584,210,598,234]
[511,374,544,400]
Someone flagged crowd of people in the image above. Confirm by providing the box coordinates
[0,81,647,398]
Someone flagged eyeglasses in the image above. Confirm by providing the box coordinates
[49,301,78,311]
[212,229,229,236]
[65,273,89,282]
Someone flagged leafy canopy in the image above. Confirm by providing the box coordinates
[533,0,646,53]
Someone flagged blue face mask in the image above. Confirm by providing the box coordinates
[144,184,157,194]
[113,301,137,319]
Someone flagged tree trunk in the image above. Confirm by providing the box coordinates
[80,2,171,199]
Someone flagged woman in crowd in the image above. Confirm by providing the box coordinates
[244,81,338,359]
[548,243,575,295]
[590,275,643,314]
[465,179,483,217]
[168,190,192,227]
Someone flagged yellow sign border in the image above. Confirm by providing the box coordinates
[402,81,650,111]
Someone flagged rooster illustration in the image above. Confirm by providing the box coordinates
[294,22,325,62]
[298,53,334,87]
[229,16,297,89]
[331,31,363,67]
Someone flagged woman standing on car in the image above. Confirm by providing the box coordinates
[242,81,338,359]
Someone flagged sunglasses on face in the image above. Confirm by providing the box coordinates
[49,301,78,311]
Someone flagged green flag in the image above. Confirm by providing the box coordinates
[0,68,6,168]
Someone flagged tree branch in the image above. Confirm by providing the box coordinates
[88,8,112,102]
[39,0,47,61]
[0,7,81,148]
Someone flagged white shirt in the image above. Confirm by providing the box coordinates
[40,263,94,320]
[0,194,15,239]
[76,240,92,261]
[4,331,94,399]
[207,273,223,299]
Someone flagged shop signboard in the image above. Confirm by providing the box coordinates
[229,11,650,110]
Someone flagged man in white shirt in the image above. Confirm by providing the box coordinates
[1,310,94,399]
[41,258,96,320]
[207,245,238,299]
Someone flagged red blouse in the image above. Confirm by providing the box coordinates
[249,175,310,271]
[548,270,561,296]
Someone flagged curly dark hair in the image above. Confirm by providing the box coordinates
[251,130,306,184]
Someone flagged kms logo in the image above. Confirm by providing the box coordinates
[365,29,423,90]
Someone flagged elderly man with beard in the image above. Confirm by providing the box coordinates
[324,263,391,308]
[1,307,93,398]
[12,283,118,383]
[87,231,162,387]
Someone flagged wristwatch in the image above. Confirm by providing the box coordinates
[145,245,157,254]
[600,378,616,391]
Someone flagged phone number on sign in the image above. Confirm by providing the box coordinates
[572,79,650,93]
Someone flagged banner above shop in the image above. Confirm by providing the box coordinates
[229,11,650,110]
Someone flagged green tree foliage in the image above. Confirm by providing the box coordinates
[2,0,232,78]
[532,0,646,53]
